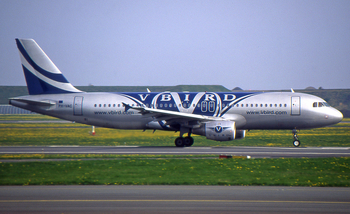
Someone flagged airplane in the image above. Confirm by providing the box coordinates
[9,38,343,147]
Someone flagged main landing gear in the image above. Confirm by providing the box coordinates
[292,129,300,147]
[175,136,194,147]
[174,128,194,147]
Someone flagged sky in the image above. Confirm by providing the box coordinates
[0,0,349,90]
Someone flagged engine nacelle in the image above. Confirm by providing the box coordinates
[193,121,236,141]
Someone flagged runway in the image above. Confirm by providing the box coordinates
[0,146,349,158]
[0,185,349,213]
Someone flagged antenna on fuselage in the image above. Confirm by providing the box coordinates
[291,88,295,93]
[147,88,151,92]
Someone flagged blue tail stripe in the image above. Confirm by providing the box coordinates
[23,66,76,95]
[16,39,69,83]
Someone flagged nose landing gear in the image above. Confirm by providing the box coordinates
[292,129,300,147]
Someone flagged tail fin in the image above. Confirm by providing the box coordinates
[15,38,82,95]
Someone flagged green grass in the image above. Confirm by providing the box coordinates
[0,115,349,147]
[0,157,348,186]
[0,114,61,121]
[0,125,348,147]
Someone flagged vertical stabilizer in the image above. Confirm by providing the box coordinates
[15,38,82,95]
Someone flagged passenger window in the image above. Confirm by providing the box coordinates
[94,104,97,107]
[241,104,244,107]
[270,104,272,107]
[284,104,287,107]
[275,104,277,107]
[260,104,263,107]
[251,104,253,107]
[279,104,282,107]
[236,104,239,107]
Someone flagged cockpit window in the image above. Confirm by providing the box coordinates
[313,102,330,107]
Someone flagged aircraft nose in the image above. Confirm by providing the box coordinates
[328,108,343,124]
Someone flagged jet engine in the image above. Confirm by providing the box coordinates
[193,121,239,141]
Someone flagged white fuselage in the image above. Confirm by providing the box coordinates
[10,91,343,131]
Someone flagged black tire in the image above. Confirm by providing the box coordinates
[293,140,300,147]
[175,137,185,147]
[184,137,194,147]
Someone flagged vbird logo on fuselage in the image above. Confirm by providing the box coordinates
[121,92,256,117]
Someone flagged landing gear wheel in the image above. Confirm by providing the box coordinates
[184,137,194,147]
[292,129,300,147]
[175,137,185,147]
[293,140,300,147]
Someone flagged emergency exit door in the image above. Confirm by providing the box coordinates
[74,96,83,116]
[291,96,300,115]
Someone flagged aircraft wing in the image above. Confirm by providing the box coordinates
[123,103,247,129]
[124,103,224,121]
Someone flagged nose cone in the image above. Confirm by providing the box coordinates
[327,108,343,125]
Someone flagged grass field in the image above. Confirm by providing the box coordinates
[0,115,349,147]
[0,157,348,186]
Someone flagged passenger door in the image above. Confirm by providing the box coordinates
[291,96,300,116]
[73,96,83,116]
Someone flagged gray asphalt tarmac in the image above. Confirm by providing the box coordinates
[1,146,349,158]
[0,185,349,214]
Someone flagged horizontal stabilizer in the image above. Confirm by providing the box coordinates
[9,98,56,106]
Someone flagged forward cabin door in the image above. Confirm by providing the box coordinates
[291,96,300,116]
[73,96,83,116]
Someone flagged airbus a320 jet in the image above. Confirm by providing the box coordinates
[9,39,343,147]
